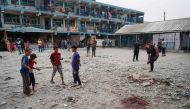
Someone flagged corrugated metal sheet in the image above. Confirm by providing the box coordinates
[115,18,190,35]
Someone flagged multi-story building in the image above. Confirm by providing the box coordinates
[0,0,144,46]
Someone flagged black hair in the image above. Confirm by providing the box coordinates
[53,46,58,50]
[30,53,37,59]
[71,45,77,49]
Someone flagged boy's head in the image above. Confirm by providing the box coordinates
[25,48,32,56]
[30,53,37,59]
[71,45,77,52]
[53,46,59,52]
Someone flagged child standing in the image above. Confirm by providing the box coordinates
[20,48,32,96]
[50,46,65,85]
[71,46,82,87]
[29,53,38,92]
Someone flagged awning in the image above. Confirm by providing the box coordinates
[7,27,53,33]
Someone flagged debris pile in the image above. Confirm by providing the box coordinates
[128,73,155,87]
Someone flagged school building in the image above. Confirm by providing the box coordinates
[0,0,144,46]
[115,18,190,51]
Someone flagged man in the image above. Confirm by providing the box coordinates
[147,44,159,72]
[16,38,22,54]
[91,37,97,57]
[161,39,167,56]
[133,42,140,62]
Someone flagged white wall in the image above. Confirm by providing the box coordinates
[153,33,180,50]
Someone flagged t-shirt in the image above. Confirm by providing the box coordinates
[20,55,29,76]
[72,52,80,70]
[29,59,36,69]
[38,40,42,46]
[91,40,97,48]
[162,41,167,48]
[50,52,61,66]
[134,43,140,51]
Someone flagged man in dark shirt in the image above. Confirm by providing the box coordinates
[147,44,159,72]
[50,46,65,85]
[133,42,140,62]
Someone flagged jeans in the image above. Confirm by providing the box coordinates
[92,47,96,57]
[133,51,139,61]
[73,69,81,85]
[38,45,42,52]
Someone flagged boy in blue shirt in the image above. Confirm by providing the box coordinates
[71,46,81,87]
[20,48,33,96]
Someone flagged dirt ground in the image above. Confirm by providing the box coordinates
[0,48,190,109]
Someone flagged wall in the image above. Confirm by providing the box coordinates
[153,33,180,50]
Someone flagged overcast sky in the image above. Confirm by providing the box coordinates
[97,0,190,22]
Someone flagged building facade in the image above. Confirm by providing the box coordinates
[0,0,144,46]
[115,18,190,51]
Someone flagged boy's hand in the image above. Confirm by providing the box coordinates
[29,68,32,72]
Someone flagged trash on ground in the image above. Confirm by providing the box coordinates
[128,73,155,87]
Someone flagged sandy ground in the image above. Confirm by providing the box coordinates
[0,47,190,109]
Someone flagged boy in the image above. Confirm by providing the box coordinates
[20,48,32,96]
[71,45,82,87]
[50,46,65,85]
[29,53,39,92]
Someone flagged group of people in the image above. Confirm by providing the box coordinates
[20,45,81,96]
[37,38,49,52]
[102,39,112,48]
[86,37,97,57]
[133,39,167,72]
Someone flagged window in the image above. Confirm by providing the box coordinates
[21,0,35,6]
[53,19,63,27]
[4,14,20,24]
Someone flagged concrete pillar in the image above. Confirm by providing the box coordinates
[18,0,21,6]
[20,14,23,25]
[63,19,65,28]
[51,33,54,45]
[50,17,53,29]
[119,35,122,48]
[1,11,4,28]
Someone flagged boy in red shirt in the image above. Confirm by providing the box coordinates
[50,46,65,85]
[29,53,39,92]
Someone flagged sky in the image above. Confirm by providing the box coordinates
[97,0,190,22]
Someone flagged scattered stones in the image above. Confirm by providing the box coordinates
[67,97,75,103]
[28,106,32,109]
[50,103,58,108]
[63,104,68,107]
[4,77,14,81]
[177,91,190,97]
[0,101,7,109]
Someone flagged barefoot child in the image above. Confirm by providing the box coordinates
[50,46,65,85]
[20,48,32,96]
[29,53,39,92]
[71,45,82,87]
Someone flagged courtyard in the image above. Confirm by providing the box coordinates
[0,48,190,109]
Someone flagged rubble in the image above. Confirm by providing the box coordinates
[128,73,155,87]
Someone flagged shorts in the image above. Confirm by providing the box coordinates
[52,65,63,78]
